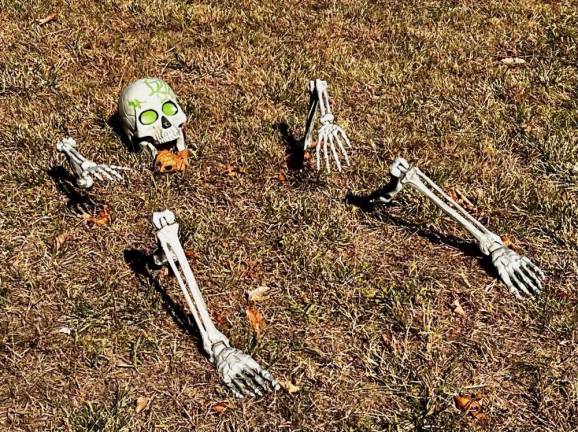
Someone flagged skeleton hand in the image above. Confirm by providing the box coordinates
[57,137,129,189]
[153,210,280,398]
[303,79,352,172]
[489,243,545,299]
[212,342,280,398]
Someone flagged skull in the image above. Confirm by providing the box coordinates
[118,78,186,160]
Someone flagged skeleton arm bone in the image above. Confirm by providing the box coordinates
[152,210,280,397]
[376,157,545,298]
[153,210,228,356]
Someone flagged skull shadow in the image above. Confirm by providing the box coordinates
[108,112,140,153]
[345,189,497,276]
[123,249,207,355]
[47,166,106,218]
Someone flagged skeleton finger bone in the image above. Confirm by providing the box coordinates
[152,210,279,398]
[333,130,350,166]
[375,157,546,299]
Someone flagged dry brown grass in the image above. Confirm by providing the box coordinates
[1,0,577,431]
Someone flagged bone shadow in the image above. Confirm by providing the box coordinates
[345,190,497,276]
[274,121,305,171]
[123,249,206,354]
[108,112,140,154]
[47,166,104,215]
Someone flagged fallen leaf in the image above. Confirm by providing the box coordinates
[82,205,111,227]
[154,150,189,174]
[246,305,265,337]
[454,394,487,421]
[135,396,150,414]
[280,379,300,394]
[54,233,69,252]
[500,57,526,65]
[185,250,198,259]
[36,13,57,25]
[500,235,516,249]
[451,299,467,317]
[56,325,71,335]
[211,401,231,414]
[246,286,270,302]
[277,171,287,183]
[303,151,311,161]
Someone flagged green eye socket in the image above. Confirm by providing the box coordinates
[139,110,158,125]
[162,101,178,116]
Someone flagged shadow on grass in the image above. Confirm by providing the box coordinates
[274,121,305,171]
[123,249,206,355]
[345,190,498,277]
[47,166,105,217]
[108,111,140,154]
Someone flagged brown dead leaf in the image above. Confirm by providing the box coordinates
[500,57,526,65]
[303,151,312,161]
[246,286,270,302]
[154,150,189,174]
[500,235,516,249]
[246,305,265,337]
[454,394,487,421]
[36,13,57,25]
[211,401,231,414]
[82,205,111,227]
[277,171,287,183]
[280,379,300,394]
[53,233,69,252]
[451,299,467,317]
[135,396,150,414]
[185,250,198,259]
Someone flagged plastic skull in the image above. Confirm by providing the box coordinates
[118,78,186,159]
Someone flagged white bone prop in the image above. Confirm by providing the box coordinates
[118,78,187,160]
[56,137,128,189]
[152,210,280,398]
[302,79,352,172]
[377,157,545,299]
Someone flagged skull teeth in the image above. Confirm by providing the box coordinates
[159,127,181,144]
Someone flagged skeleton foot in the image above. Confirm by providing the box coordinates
[152,210,279,398]
[212,342,280,398]
[489,244,545,299]
[57,137,129,189]
[375,157,546,299]
[303,79,352,173]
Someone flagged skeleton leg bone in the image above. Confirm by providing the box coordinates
[375,157,545,299]
[152,210,280,397]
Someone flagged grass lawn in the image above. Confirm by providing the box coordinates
[0,0,577,430]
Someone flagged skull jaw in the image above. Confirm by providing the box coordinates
[136,127,186,162]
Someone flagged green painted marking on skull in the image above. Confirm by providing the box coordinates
[128,99,144,110]
[144,79,172,99]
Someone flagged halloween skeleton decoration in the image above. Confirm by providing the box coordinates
[118,78,187,163]
[375,157,545,299]
[153,210,280,397]
[56,137,128,189]
[303,79,352,172]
